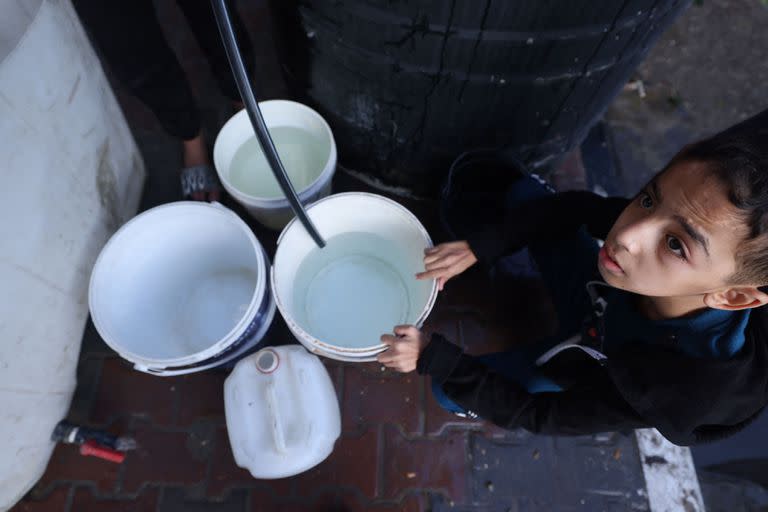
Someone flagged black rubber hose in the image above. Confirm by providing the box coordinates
[211,0,325,248]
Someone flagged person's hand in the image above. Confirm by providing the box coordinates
[416,241,478,291]
[377,325,429,373]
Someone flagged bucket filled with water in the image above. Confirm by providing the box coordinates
[88,202,275,376]
[272,193,438,361]
[213,99,337,230]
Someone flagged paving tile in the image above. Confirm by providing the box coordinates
[249,489,332,512]
[551,434,647,501]
[121,424,208,493]
[177,370,227,426]
[469,433,557,503]
[427,492,505,512]
[13,485,71,512]
[341,364,420,435]
[322,358,344,402]
[91,357,180,426]
[381,425,468,503]
[31,443,121,496]
[158,487,247,512]
[347,360,390,378]
[430,496,556,512]
[469,433,649,510]
[338,495,429,512]
[291,428,379,501]
[208,428,294,499]
[248,487,427,512]
[70,486,159,512]
[479,424,533,444]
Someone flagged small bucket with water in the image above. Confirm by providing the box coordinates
[213,99,337,230]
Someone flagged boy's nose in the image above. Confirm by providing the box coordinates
[615,218,656,255]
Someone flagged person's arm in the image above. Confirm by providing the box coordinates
[466,191,630,267]
[417,334,648,435]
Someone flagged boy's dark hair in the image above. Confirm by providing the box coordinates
[675,109,768,286]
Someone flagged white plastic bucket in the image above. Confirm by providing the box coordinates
[213,100,337,230]
[224,345,340,479]
[89,202,275,376]
[272,193,438,361]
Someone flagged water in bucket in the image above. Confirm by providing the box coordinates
[228,125,327,198]
[292,231,421,349]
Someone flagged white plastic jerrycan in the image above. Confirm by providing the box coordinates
[224,345,340,479]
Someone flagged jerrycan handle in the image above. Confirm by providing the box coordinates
[255,349,287,454]
[266,381,287,454]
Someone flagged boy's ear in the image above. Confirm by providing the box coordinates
[704,286,768,311]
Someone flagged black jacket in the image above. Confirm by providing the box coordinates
[417,190,768,446]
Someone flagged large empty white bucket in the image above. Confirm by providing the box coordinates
[272,193,438,361]
[89,202,275,376]
[213,100,337,230]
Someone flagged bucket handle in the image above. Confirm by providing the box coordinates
[135,356,234,377]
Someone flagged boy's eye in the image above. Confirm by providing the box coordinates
[640,193,654,209]
[666,236,685,259]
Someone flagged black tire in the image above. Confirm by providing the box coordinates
[270,0,690,195]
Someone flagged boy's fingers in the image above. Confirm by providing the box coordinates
[377,352,396,364]
[415,268,451,280]
[380,334,397,345]
[424,260,451,272]
[423,253,445,265]
[394,325,416,336]
[415,271,440,280]
[424,246,439,255]
[423,260,451,272]
[438,277,445,291]
[425,253,460,267]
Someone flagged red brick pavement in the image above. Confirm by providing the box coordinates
[13,234,569,512]
[12,150,589,511]
[14,487,70,512]
[70,487,160,512]
[18,346,537,512]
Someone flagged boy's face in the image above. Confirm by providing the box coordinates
[599,161,748,297]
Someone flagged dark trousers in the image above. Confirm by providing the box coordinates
[74,0,253,140]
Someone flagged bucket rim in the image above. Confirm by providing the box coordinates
[271,192,439,358]
[213,99,338,206]
[88,201,269,367]
[136,292,277,376]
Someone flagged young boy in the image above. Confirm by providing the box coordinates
[377,110,768,445]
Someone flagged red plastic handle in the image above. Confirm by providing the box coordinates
[80,440,126,464]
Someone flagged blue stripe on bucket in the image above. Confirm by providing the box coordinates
[146,252,275,374]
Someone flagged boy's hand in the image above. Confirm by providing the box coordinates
[377,325,429,373]
[416,241,478,291]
